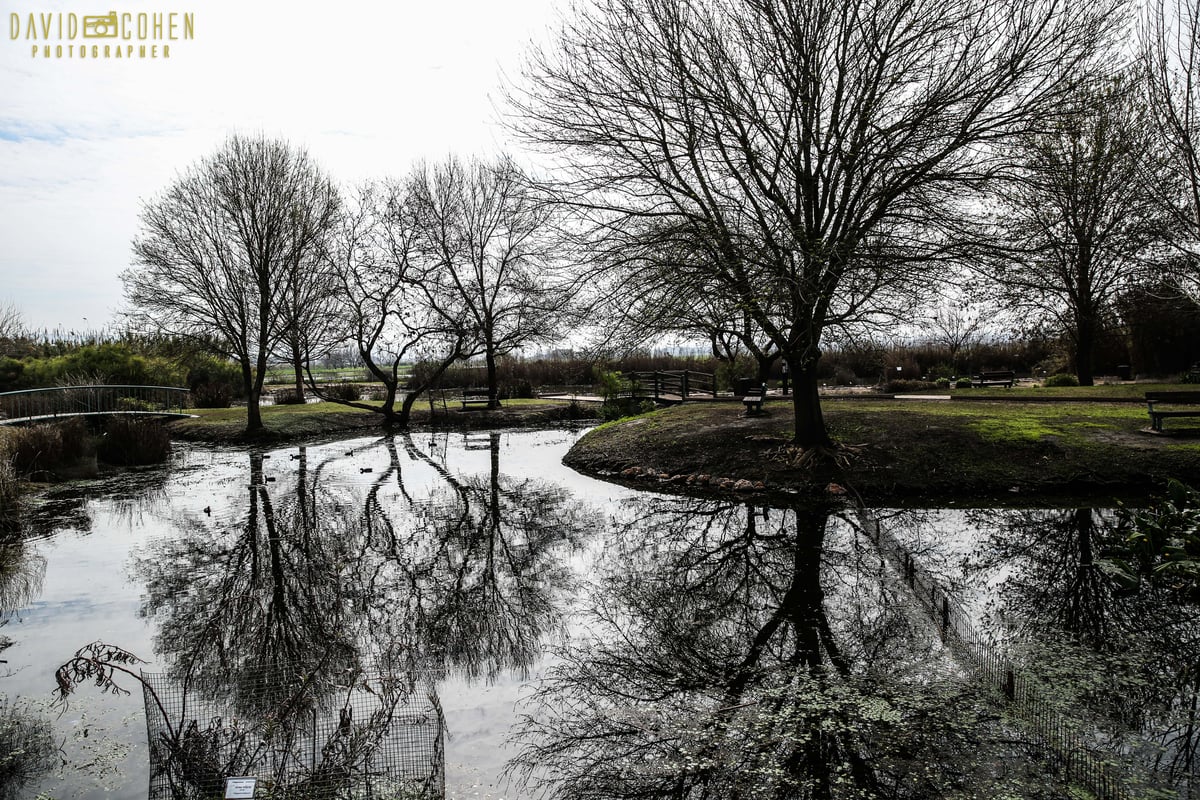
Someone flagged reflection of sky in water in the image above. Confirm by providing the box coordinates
[4,428,636,800]
[1,429,1189,799]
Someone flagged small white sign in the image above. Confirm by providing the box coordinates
[225,777,257,800]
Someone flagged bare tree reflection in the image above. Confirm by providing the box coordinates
[138,451,361,720]
[967,507,1200,796]
[0,541,55,797]
[512,498,1066,800]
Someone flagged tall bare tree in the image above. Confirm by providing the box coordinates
[124,135,340,433]
[980,77,1168,385]
[411,156,564,408]
[1144,0,1200,304]
[312,182,475,425]
[512,0,1125,448]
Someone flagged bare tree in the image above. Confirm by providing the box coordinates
[1144,0,1200,305]
[276,248,341,403]
[0,303,23,345]
[124,135,340,433]
[923,291,987,368]
[511,0,1125,448]
[312,183,474,425]
[980,77,1168,385]
[410,156,565,408]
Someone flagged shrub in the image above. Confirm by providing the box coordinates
[935,377,951,388]
[0,357,23,393]
[322,383,362,402]
[97,418,171,466]
[543,399,600,421]
[192,382,233,408]
[832,365,857,386]
[954,377,973,389]
[505,379,535,399]
[0,447,18,520]
[8,419,90,476]
[273,388,304,405]
[116,396,154,412]
[184,354,242,404]
[1043,373,1080,387]
[18,343,185,388]
[883,379,939,393]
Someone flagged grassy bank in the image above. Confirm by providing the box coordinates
[168,398,597,444]
[946,381,1194,400]
[565,397,1200,503]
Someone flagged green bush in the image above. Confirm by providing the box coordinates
[935,377,951,388]
[955,377,973,389]
[1043,373,1080,387]
[97,418,171,466]
[116,396,154,412]
[0,357,24,393]
[17,343,185,388]
[184,354,243,398]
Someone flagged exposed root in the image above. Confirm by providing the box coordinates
[765,441,868,469]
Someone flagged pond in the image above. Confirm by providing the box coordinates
[1,428,1196,799]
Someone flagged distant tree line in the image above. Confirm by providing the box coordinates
[5,0,1200,445]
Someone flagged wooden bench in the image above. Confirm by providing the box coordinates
[742,383,767,415]
[460,388,494,410]
[972,370,1015,388]
[1146,391,1200,432]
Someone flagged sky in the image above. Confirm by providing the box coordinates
[0,0,562,334]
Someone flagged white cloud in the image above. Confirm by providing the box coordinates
[0,0,560,331]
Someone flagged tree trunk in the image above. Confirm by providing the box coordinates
[291,337,306,402]
[788,357,834,448]
[241,358,263,432]
[485,345,500,409]
[755,352,779,384]
[1075,315,1096,387]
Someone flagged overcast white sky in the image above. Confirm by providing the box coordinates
[0,0,561,334]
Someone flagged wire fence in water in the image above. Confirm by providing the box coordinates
[855,508,1136,800]
[140,663,445,800]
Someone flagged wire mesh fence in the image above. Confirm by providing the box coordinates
[140,664,445,800]
[855,508,1136,800]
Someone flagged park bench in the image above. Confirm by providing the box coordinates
[972,370,1015,388]
[742,383,768,416]
[1145,391,1200,432]
[460,388,494,410]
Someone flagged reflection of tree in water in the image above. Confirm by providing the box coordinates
[139,450,360,719]
[132,433,589,796]
[513,498,1067,800]
[968,507,1200,796]
[370,432,585,680]
[0,540,56,797]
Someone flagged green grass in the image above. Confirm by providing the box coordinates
[949,382,1191,399]
[567,396,1200,502]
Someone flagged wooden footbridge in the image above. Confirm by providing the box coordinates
[0,385,193,426]
[625,370,719,403]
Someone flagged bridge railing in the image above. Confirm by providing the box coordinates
[627,370,717,400]
[0,385,190,424]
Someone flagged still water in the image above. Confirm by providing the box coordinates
[1,428,1196,799]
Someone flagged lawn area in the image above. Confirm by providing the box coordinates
[565,396,1200,503]
[948,381,1193,400]
[170,397,585,443]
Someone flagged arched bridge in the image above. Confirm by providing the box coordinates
[0,385,194,426]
